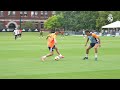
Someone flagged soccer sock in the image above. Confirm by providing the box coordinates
[59,54,64,58]
[59,54,62,57]
[86,54,88,57]
[43,56,46,58]
[95,53,97,58]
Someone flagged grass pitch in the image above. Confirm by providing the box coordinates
[0,32,120,79]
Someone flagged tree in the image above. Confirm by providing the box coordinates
[110,11,120,21]
[96,11,112,31]
[56,11,99,31]
[56,11,120,32]
[44,15,62,31]
[0,22,4,29]
[21,21,36,29]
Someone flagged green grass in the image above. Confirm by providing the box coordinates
[0,32,120,79]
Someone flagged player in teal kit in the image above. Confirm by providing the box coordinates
[83,30,101,61]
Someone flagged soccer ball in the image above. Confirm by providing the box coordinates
[55,56,60,60]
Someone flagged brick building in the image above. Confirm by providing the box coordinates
[0,11,55,31]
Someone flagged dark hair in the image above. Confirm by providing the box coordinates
[85,30,90,33]
[55,29,60,33]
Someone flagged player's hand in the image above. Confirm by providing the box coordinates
[85,44,87,47]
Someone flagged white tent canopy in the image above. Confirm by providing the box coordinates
[102,21,120,29]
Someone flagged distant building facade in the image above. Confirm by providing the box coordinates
[0,11,55,31]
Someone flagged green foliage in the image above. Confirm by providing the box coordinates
[56,11,99,31]
[0,22,4,29]
[44,14,63,30]
[96,11,110,31]
[46,11,120,32]
[96,11,120,31]
[21,21,36,29]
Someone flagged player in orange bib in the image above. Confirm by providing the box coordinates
[41,30,64,61]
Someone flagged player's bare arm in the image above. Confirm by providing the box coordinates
[97,38,101,47]
[54,38,57,45]
[85,38,89,46]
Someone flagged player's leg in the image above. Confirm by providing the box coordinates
[18,34,19,38]
[83,34,85,38]
[19,34,21,39]
[61,34,62,38]
[83,45,92,60]
[40,33,43,38]
[83,35,85,38]
[41,47,54,61]
[63,34,64,38]
[40,32,41,37]
[15,35,16,40]
[15,35,17,40]
[62,34,64,38]
[19,34,21,37]
[94,44,99,60]
[54,46,64,58]
[46,48,54,57]
[20,33,22,38]
[42,33,43,37]
[54,46,60,55]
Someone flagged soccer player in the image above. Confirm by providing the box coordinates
[82,29,85,38]
[40,30,43,38]
[60,28,65,38]
[13,28,18,40]
[41,30,64,61]
[19,28,22,39]
[83,30,101,61]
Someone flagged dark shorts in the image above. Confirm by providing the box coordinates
[48,45,55,52]
[18,34,21,36]
[90,43,98,48]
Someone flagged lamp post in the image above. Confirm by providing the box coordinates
[20,11,23,29]
[20,14,22,29]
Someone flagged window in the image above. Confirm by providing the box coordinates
[44,11,48,18]
[44,11,48,15]
[44,15,48,19]
[35,11,38,16]
[20,11,23,15]
[8,11,16,16]
[13,11,15,15]
[52,11,56,15]
[20,11,27,17]
[40,22,44,28]
[0,11,3,16]
[24,11,27,14]
[31,11,34,17]
[31,11,38,17]
[41,11,43,16]
[8,11,11,15]
[24,11,27,16]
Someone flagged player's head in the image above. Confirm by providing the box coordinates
[55,29,60,35]
[85,30,91,36]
